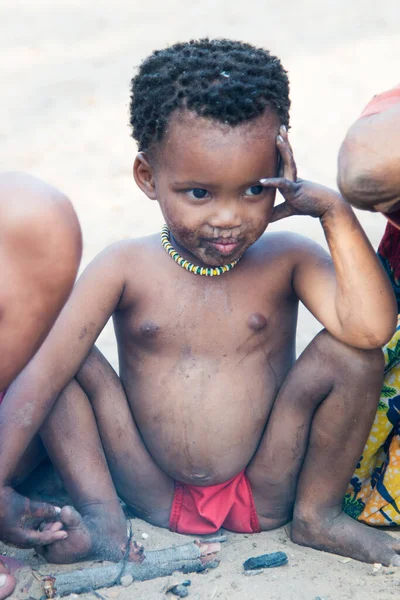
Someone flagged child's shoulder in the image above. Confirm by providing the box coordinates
[253,230,327,260]
[81,234,161,306]
[82,235,161,288]
[92,233,159,264]
[246,232,331,290]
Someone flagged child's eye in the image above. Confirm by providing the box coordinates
[245,185,264,197]
[187,188,209,199]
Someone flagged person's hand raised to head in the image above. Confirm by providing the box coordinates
[260,126,343,222]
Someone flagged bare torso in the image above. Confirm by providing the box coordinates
[113,232,299,485]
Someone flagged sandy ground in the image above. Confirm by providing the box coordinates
[2,0,400,598]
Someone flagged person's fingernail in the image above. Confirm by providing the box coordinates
[277,134,284,143]
[0,574,7,586]
[280,124,287,133]
[54,506,61,515]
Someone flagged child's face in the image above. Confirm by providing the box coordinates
[135,109,280,267]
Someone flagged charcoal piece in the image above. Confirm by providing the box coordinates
[243,551,288,570]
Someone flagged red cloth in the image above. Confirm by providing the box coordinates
[360,84,400,118]
[378,222,400,282]
[169,470,261,534]
[382,209,400,230]
[359,85,400,229]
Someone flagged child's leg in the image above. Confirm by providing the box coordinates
[248,330,400,565]
[37,349,174,564]
[74,347,175,525]
[9,437,47,488]
[37,379,127,564]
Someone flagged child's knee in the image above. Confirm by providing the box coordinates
[76,347,120,398]
[314,329,384,379]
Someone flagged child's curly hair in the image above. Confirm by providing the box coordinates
[130,38,290,152]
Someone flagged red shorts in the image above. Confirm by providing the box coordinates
[169,470,261,535]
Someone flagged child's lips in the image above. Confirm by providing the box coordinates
[207,239,240,255]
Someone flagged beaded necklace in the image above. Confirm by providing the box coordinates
[161,225,240,276]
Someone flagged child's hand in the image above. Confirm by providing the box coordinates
[0,486,67,548]
[260,126,342,222]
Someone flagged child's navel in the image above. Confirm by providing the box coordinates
[140,320,160,338]
[247,313,268,332]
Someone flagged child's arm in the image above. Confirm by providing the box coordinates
[0,244,127,547]
[337,88,400,211]
[261,128,397,349]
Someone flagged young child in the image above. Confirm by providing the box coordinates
[1,40,399,568]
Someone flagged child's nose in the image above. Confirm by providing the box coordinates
[208,203,242,229]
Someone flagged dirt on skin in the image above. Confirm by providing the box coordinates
[2,0,400,598]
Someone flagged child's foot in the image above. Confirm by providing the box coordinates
[37,503,129,564]
[291,509,400,566]
[0,561,16,600]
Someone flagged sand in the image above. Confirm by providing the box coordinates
[1,0,400,598]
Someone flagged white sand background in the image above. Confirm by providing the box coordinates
[2,0,400,598]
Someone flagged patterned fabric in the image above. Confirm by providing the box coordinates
[343,317,400,525]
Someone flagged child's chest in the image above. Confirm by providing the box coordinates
[116,265,296,355]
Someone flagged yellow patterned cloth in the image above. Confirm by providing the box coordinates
[343,317,400,525]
